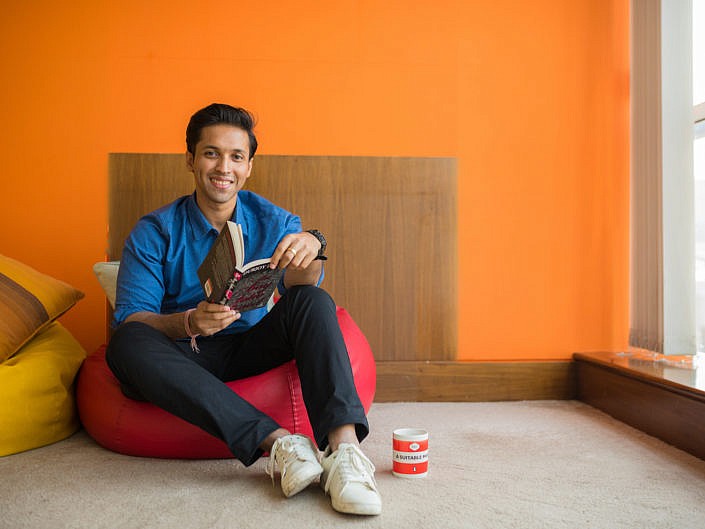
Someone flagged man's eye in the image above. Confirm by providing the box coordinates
[204,151,217,157]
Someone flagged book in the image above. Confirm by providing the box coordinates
[196,221,284,312]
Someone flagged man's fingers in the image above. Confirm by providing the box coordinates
[193,301,240,336]
[199,310,240,336]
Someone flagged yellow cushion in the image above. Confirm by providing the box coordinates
[0,322,86,456]
[0,254,84,362]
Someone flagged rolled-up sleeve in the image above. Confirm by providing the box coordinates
[112,217,168,327]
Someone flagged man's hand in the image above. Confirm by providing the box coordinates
[270,231,322,271]
[125,303,240,340]
[270,231,324,288]
[189,301,241,336]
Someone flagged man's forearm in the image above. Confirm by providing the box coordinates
[283,260,323,288]
[124,311,189,340]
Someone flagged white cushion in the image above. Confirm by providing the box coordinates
[92,261,120,309]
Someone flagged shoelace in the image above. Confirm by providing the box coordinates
[265,436,311,484]
[323,444,378,494]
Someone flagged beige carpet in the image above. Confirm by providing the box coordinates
[2,401,705,529]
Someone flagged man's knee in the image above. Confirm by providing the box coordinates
[108,320,147,351]
[106,321,158,370]
[285,285,335,310]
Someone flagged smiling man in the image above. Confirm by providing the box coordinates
[106,103,381,516]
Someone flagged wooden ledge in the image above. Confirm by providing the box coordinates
[573,352,705,461]
[574,351,705,400]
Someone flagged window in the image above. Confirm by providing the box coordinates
[630,0,696,356]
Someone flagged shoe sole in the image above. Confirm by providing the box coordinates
[320,471,382,515]
[330,498,382,516]
[282,464,323,498]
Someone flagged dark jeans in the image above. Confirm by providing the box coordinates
[105,286,368,466]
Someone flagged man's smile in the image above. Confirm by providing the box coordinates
[210,176,234,189]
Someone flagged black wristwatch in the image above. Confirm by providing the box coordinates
[306,229,327,260]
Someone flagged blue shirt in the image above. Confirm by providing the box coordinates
[113,191,308,334]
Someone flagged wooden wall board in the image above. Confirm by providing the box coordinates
[375,361,576,402]
[109,153,457,363]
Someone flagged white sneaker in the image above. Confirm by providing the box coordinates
[320,443,382,515]
[265,434,323,498]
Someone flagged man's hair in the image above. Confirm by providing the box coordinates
[186,103,258,159]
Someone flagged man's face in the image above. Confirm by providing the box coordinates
[186,124,253,211]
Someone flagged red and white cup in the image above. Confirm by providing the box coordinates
[392,428,429,478]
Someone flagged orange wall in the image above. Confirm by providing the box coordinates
[0,0,630,360]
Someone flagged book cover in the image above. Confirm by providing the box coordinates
[196,221,284,312]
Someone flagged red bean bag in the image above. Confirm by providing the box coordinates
[76,307,375,459]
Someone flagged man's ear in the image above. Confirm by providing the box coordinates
[185,151,194,172]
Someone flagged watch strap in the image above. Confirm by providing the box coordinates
[305,229,327,258]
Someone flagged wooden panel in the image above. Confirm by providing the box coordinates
[109,153,457,363]
[574,354,705,461]
[375,361,576,402]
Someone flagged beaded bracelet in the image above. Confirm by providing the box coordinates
[184,308,200,353]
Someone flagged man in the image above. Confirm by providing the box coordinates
[106,103,381,516]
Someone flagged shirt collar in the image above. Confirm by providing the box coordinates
[186,192,214,241]
[187,192,244,240]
